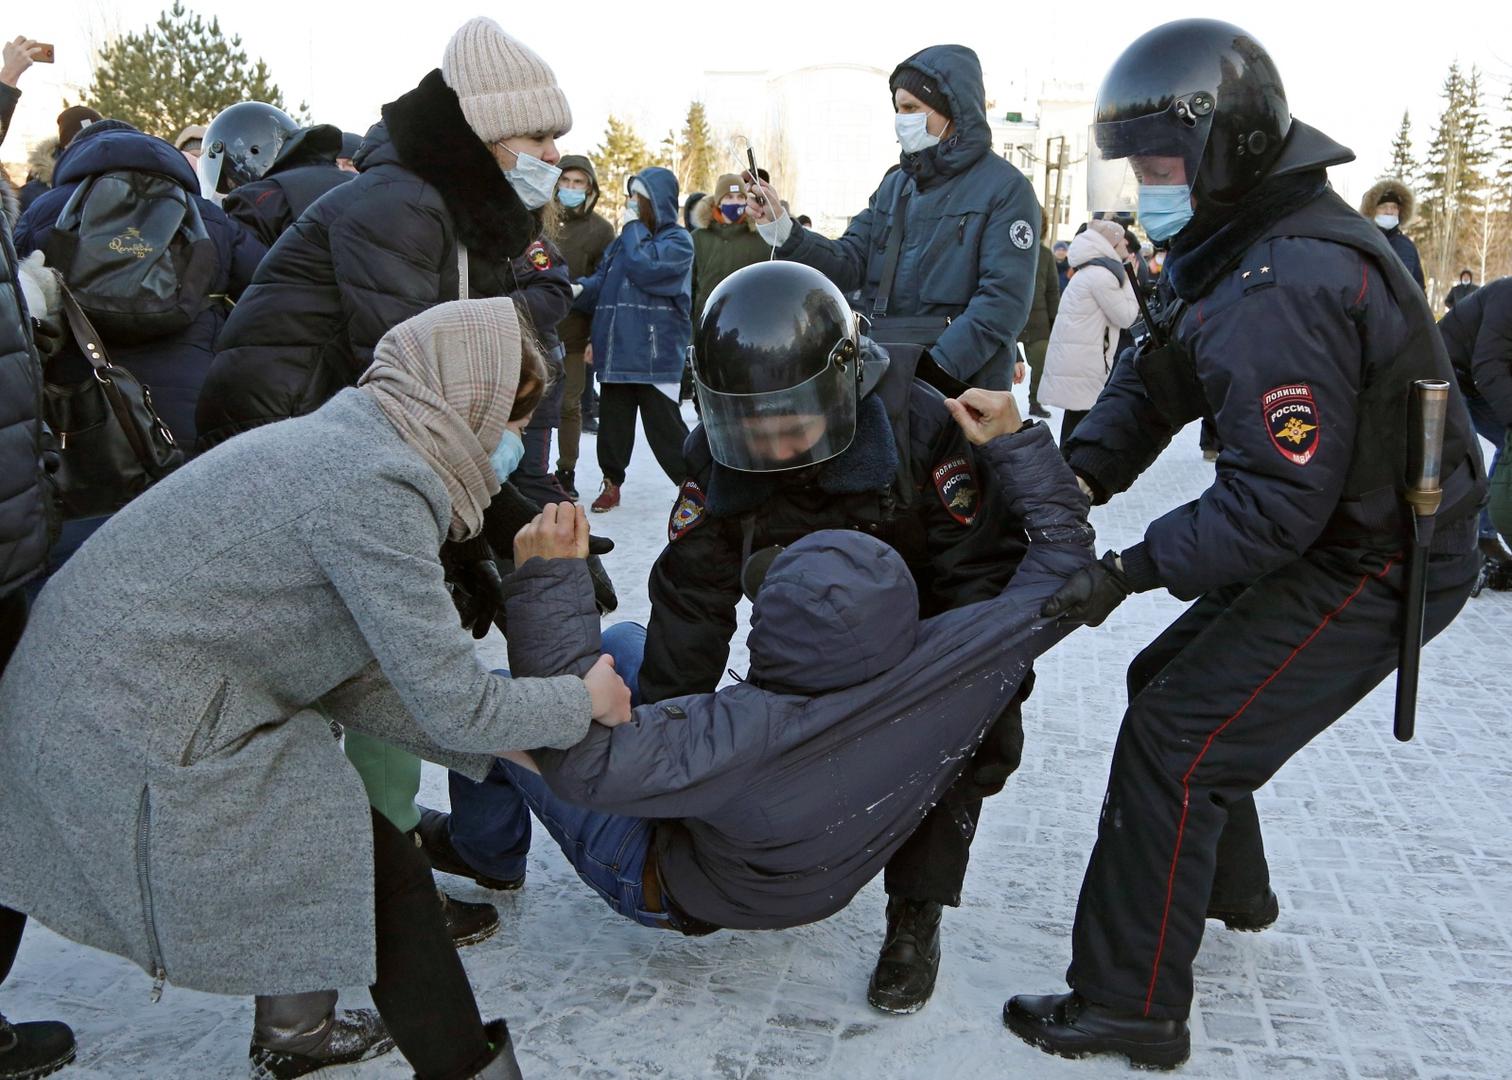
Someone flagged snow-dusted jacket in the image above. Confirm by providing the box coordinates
[571,166,693,384]
[0,389,592,996]
[523,422,1092,931]
[1039,229,1138,411]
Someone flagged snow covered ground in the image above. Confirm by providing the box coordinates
[7,397,1512,1079]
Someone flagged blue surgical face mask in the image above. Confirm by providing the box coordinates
[719,202,745,223]
[489,428,525,483]
[1138,184,1195,242]
[499,146,562,210]
[557,187,587,209]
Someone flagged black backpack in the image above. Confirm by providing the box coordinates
[44,169,218,345]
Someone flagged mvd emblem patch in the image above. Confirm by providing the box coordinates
[1262,383,1320,465]
[526,240,552,271]
[933,456,979,525]
[668,480,707,542]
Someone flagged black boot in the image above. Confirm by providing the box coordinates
[466,1019,525,1078]
[554,469,578,500]
[249,992,395,1080]
[418,808,525,892]
[866,897,941,1014]
[439,889,500,948]
[1029,401,1051,419]
[1003,992,1190,1070]
[1206,887,1279,932]
[0,1011,76,1080]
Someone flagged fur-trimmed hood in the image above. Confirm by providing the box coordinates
[26,138,58,185]
[1360,177,1415,227]
[368,67,535,259]
[692,182,758,232]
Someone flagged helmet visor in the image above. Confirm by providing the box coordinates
[1086,96,1214,215]
[196,146,225,203]
[694,353,858,472]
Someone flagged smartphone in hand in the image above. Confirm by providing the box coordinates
[36,43,56,64]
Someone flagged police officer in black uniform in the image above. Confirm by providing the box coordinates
[1002,20,1485,1069]
[641,260,1030,1013]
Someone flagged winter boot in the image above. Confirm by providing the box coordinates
[439,889,500,948]
[590,481,621,514]
[249,992,394,1080]
[1028,401,1050,419]
[1206,887,1280,932]
[465,1020,525,1078]
[418,809,525,892]
[0,1010,76,1080]
[554,469,578,500]
[866,897,942,1014]
[1003,992,1190,1070]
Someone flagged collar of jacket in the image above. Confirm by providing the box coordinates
[705,393,899,517]
[1164,170,1327,302]
[383,68,535,259]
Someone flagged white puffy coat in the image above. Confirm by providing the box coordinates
[1039,229,1139,411]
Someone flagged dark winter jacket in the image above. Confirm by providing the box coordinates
[14,120,266,448]
[640,355,1029,704]
[1022,243,1060,345]
[1358,178,1424,291]
[524,422,1090,930]
[195,69,538,450]
[1445,281,1479,310]
[1067,122,1484,601]
[1382,225,1424,291]
[0,214,49,597]
[774,45,1041,389]
[0,83,17,150]
[571,166,693,385]
[690,196,771,322]
[554,154,615,356]
[222,124,354,249]
[1439,276,1512,427]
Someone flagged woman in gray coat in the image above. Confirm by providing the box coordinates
[0,298,630,1080]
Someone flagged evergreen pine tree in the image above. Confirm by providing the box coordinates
[590,115,651,215]
[1384,110,1416,183]
[1419,63,1471,296]
[83,2,302,139]
[675,101,717,197]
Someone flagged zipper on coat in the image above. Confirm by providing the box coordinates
[135,785,167,1002]
[957,216,967,244]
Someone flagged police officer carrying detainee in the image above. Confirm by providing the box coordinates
[1001,20,1486,1069]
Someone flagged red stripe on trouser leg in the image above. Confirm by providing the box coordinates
[1140,560,1395,1015]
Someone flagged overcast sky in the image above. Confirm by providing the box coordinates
[8,1,1512,207]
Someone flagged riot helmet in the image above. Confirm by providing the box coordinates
[1087,20,1290,224]
[197,102,299,200]
[691,262,883,473]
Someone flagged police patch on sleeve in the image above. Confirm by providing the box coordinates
[1262,384,1320,465]
[526,240,552,271]
[933,456,979,525]
[668,480,707,543]
[1009,220,1034,250]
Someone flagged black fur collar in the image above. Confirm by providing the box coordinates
[383,69,535,258]
[1165,170,1328,302]
[706,393,899,517]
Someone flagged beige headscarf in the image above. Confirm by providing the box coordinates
[358,299,522,541]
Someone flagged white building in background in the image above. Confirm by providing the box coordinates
[699,66,1098,244]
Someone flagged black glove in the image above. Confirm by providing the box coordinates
[679,360,695,403]
[1041,550,1132,627]
[30,316,65,359]
[586,553,619,614]
[442,537,509,639]
[484,481,614,557]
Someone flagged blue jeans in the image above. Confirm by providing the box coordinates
[1467,394,1505,540]
[446,622,648,883]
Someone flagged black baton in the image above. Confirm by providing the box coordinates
[1393,379,1450,742]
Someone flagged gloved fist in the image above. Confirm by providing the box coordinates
[1041,550,1132,627]
[30,316,65,359]
[442,537,509,639]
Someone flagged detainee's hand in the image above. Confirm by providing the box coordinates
[740,172,783,225]
[1,37,43,86]
[944,388,1024,446]
[584,654,632,727]
[513,503,590,563]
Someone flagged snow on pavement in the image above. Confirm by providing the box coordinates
[7,400,1511,1079]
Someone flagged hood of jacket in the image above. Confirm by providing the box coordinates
[692,187,757,233]
[1360,176,1415,228]
[267,123,343,177]
[370,67,536,258]
[889,44,991,188]
[53,120,199,193]
[633,165,681,231]
[27,138,58,185]
[747,530,919,694]
[557,153,601,216]
[1067,227,1119,269]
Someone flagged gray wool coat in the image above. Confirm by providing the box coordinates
[0,389,592,996]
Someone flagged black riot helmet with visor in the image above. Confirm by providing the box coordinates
[690,261,887,472]
[1086,19,1290,217]
[196,101,299,201]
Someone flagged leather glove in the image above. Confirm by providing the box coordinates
[484,482,614,557]
[442,537,509,639]
[586,553,619,614]
[679,360,695,403]
[31,316,66,360]
[1041,550,1132,627]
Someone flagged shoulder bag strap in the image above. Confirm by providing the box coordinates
[55,282,156,466]
[870,185,911,321]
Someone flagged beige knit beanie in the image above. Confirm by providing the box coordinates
[441,18,572,147]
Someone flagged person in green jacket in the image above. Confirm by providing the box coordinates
[691,172,774,323]
[1022,221,1060,418]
